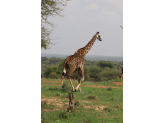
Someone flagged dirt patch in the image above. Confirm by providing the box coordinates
[95,105,106,111]
[84,106,91,109]
[81,101,90,103]
[41,96,68,111]
[41,99,46,103]
[84,105,107,111]
[84,85,122,89]
[111,82,123,86]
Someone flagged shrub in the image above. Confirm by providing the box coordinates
[43,66,57,78]
[101,69,121,80]
[89,66,102,82]
[98,61,114,68]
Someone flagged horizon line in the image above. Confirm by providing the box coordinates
[41,53,123,57]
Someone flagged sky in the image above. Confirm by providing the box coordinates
[41,0,123,57]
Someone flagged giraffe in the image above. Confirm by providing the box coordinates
[120,26,123,79]
[61,32,102,92]
[119,66,123,79]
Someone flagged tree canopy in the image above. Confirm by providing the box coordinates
[41,0,70,49]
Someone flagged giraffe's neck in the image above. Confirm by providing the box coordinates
[82,34,97,56]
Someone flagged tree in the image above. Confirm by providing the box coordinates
[41,57,48,62]
[97,61,114,68]
[41,0,70,49]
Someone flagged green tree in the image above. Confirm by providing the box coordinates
[49,57,62,64]
[84,66,90,81]
[43,66,59,78]
[41,57,48,62]
[41,0,70,49]
[97,61,114,68]
[89,66,102,82]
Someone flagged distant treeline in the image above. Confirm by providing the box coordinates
[41,57,123,82]
[41,54,123,62]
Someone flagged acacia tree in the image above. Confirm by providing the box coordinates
[41,0,70,49]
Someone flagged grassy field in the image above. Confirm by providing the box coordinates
[41,79,123,123]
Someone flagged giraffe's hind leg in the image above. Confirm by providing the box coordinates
[67,66,76,91]
[77,68,82,92]
[61,74,65,87]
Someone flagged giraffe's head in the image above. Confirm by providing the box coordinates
[96,32,102,41]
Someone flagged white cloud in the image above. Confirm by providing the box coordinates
[100,9,120,24]
[85,4,98,10]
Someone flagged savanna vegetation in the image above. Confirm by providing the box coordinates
[41,1,123,122]
[41,57,123,82]
[41,79,123,123]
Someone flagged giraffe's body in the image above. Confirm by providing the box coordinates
[61,32,102,92]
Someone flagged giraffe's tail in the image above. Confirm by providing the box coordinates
[62,60,67,76]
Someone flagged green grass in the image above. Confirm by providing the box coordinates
[41,78,123,87]
[41,79,123,123]
[41,101,55,112]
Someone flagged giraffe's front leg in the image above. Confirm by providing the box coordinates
[79,87,81,92]
[72,86,75,92]
[75,68,82,92]
[75,67,84,92]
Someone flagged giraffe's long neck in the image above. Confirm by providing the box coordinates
[82,34,97,56]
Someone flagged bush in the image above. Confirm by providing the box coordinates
[84,66,90,81]
[41,57,48,62]
[49,72,58,79]
[101,69,121,80]
[43,66,57,78]
[89,66,102,82]
[43,66,61,79]
[41,72,45,78]
[42,59,122,81]
[49,57,62,64]
[98,61,114,68]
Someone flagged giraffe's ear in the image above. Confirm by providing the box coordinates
[99,34,102,36]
